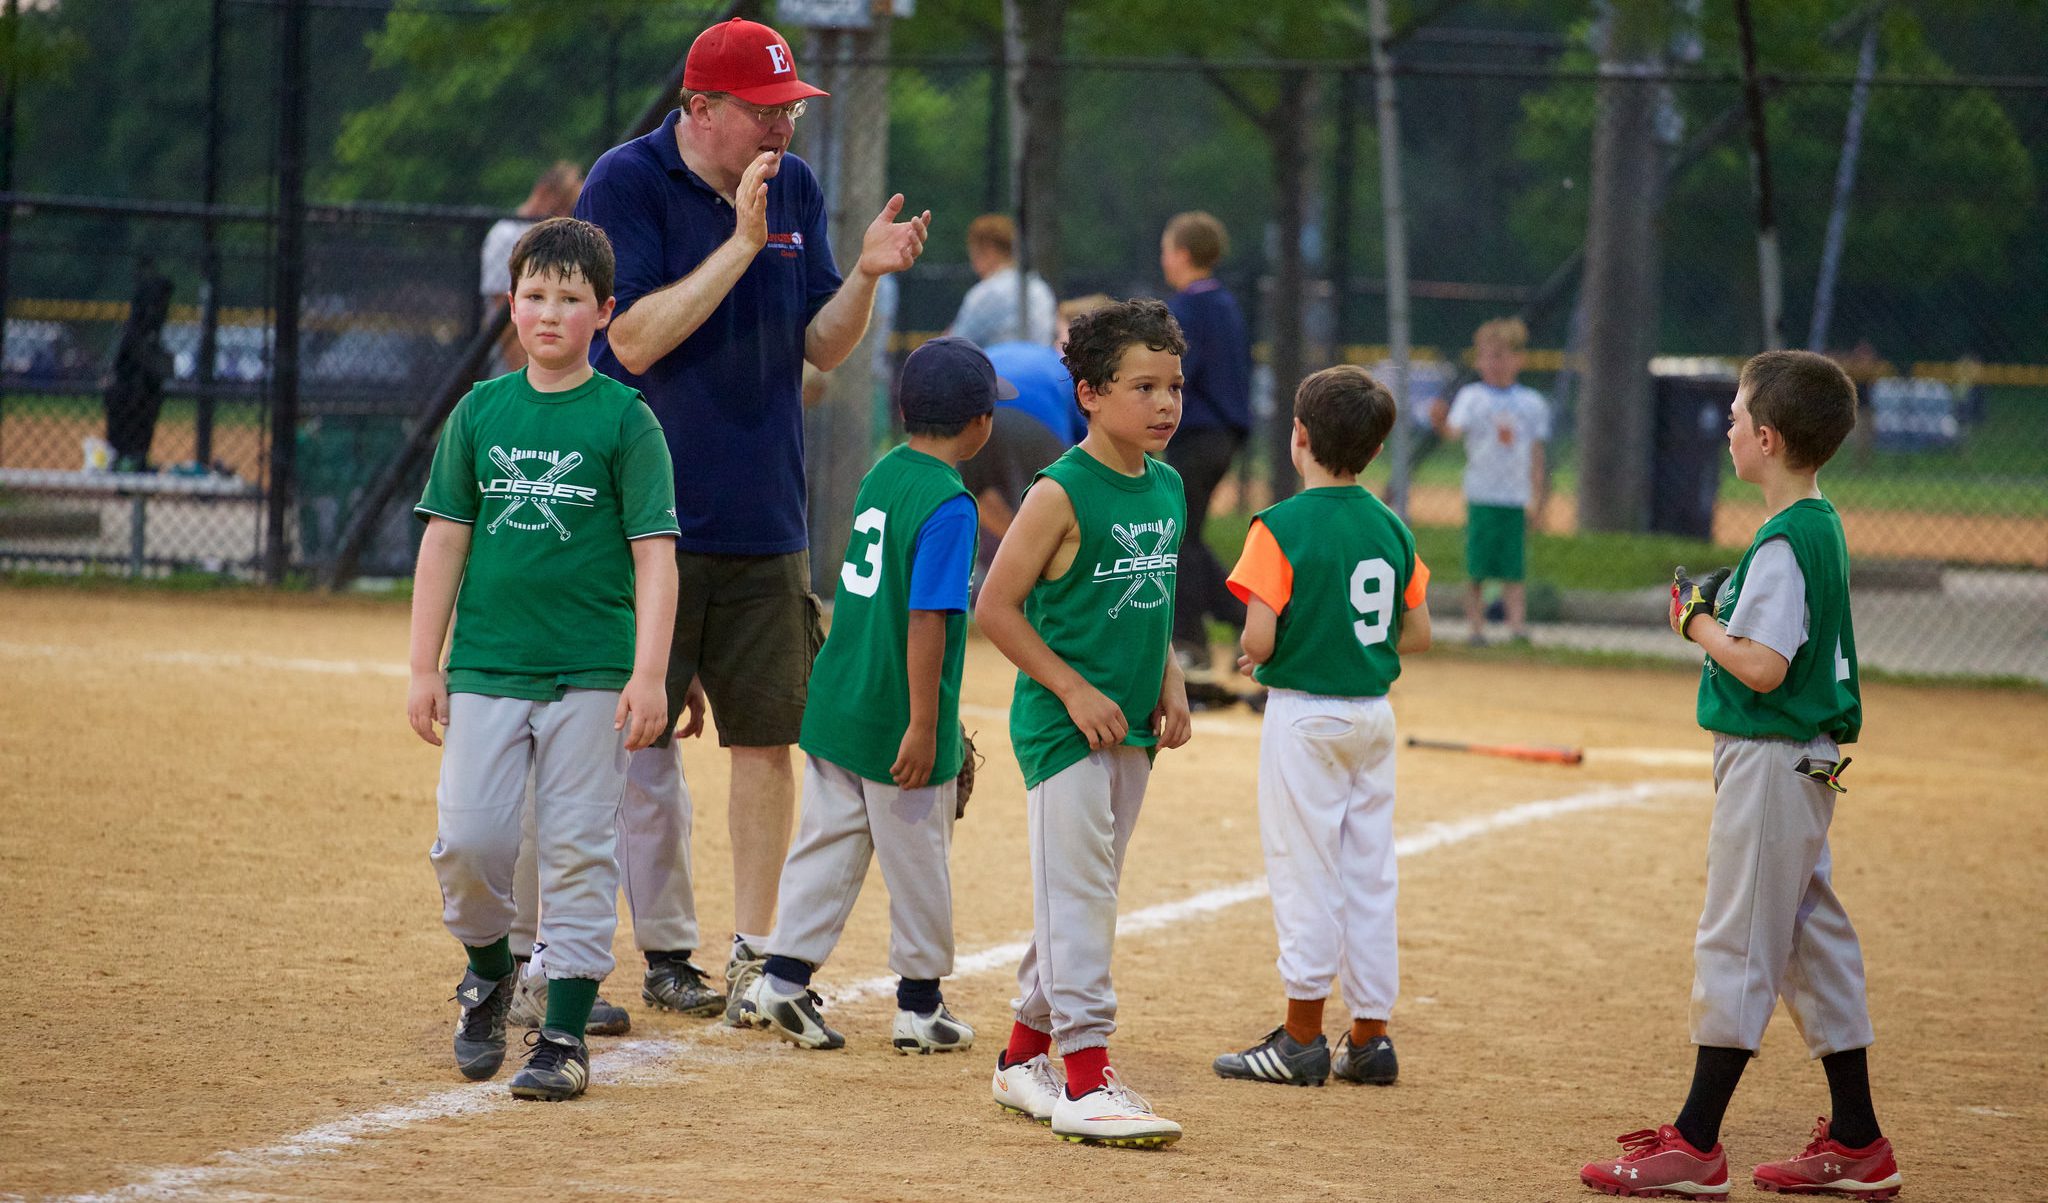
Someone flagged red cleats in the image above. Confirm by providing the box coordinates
[1752,1118,1902,1200]
[1580,1125,1731,1199]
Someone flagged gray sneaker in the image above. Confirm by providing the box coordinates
[722,940,769,1027]
[509,970,629,1035]
[451,968,516,1081]
[642,956,725,1017]
[1331,1032,1398,1085]
[1213,1026,1330,1087]
[508,1028,590,1102]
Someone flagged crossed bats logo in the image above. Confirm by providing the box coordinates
[1093,519,1178,619]
[482,446,595,541]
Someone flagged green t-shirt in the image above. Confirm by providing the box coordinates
[1009,446,1186,788]
[800,446,974,784]
[1251,486,1420,698]
[1696,497,1861,744]
[416,369,679,701]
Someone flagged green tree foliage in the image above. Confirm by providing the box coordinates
[1510,1,2038,355]
[327,0,726,205]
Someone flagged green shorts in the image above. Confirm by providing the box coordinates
[659,550,824,749]
[1465,503,1528,582]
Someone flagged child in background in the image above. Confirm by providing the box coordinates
[1433,317,1550,644]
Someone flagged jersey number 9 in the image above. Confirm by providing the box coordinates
[1350,557,1396,647]
[842,508,886,598]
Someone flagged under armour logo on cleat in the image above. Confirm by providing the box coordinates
[1824,1161,1841,1175]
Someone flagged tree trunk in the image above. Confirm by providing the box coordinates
[804,19,890,593]
[1577,3,1665,534]
[1003,0,1066,289]
[1264,70,1314,505]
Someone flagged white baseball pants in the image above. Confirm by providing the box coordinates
[1012,746,1151,1055]
[766,755,959,980]
[1258,688,1400,1018]
[429,689,626,981]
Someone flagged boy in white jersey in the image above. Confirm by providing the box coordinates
[1432,317,1550,644]
[1213,366,1431,1089]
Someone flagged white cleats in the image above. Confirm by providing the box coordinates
[1050,1068,1183,1148]
[893,1005,975,1054]
[991,1052,1064,1123]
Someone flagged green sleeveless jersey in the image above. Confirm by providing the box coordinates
[1252,486,1419,698]
[1009,447,1187,787]
[800,446,975,784]
[1697,497,1861,744]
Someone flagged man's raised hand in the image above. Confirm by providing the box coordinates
[733,152,774,252]
[857,193,930,277]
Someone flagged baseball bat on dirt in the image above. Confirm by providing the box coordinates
[1405,736,1584,766]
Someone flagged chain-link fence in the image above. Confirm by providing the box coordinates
[3,2,2042,681]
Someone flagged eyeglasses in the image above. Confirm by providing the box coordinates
[719,96,808,124]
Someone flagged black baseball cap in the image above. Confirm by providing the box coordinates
[899,336,1016,425]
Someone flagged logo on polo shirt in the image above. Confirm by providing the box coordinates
[766,230,804,259]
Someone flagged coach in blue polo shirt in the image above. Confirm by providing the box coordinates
[576,16,931,1003]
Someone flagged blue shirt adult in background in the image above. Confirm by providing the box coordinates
[1159,211,1253,672]
[573,16,932,966]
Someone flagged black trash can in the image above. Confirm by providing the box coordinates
[1649,373,1735,540]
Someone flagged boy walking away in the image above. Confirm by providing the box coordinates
[731,337,1002,1052]
[408,218,679,1102]
[1578,351,1901,1200]
[975,299,1194,1148]
[1432,317,1550,645]
[1212,366,1432,1090]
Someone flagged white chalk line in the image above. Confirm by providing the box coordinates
[52,779,1693,1203]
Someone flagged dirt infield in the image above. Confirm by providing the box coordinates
[3,586,2042,1202]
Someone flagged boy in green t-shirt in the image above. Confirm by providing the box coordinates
[729,337,1000,1053]
[407,218,680,1103]
[975,299,1193,1149]
[1579,351,1901,1200]
[1212,366,1432,1091]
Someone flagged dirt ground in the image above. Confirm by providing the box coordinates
[2,586,2042,1202]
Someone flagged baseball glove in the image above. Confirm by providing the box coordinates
[955,726,983,820]
[1670,565,1733,642]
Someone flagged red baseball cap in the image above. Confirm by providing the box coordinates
[684,19,829,105]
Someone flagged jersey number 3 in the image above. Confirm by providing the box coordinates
[1350,557,1396,647]
[842,508,886,598]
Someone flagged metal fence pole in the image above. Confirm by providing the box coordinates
[196,0,226,466]
[1368,5,1417,519]
[265,0,309,583]
[0,0,19,466]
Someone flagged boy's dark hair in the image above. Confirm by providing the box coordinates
[1741,350,1858,469]
[1294,365,1396,475]
[1061,298,1186,410]
[904,416,972,439]
[507,216,615,302]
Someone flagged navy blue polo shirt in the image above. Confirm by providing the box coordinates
[1167,278,1253,437]
[577,110,842,555]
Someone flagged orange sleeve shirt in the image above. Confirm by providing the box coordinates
[1226,518,1430,614]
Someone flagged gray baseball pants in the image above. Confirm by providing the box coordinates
[1012,746,1151,1054]
[1692,733,1875,1057]
[429,689,626,981]
[509,743,702,962]
[768,755,958,980]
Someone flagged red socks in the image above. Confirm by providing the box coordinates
[1285,998,1326,1045]
[1004,1022,1052,1067]
[1064,1045,1109,1095]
